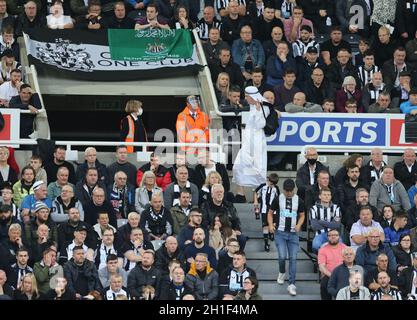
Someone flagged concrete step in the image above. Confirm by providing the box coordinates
[244,239,311,260]
[249,259,315,274]
[256,272,319,282]
[261,293,321,300]
[258,281,320,295]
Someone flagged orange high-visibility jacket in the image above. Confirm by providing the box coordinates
[176,105,210,149]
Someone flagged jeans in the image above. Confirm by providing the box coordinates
[274,230,299,285]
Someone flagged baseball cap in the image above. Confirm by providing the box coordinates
[283,179,295,191]
[33,201,49,212]
[306,47,318,54]
[75,224,88,232]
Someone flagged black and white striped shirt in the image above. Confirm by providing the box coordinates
[292,40,320,58]
[216,0,246,11]
[104,287,130,300]
[255,183,280,214]
[371,287,402,300]
[309,203,341,235]
[270,194,305,233]
[358,65,380,88]
[196,18,223,41]
[95,244,118,270]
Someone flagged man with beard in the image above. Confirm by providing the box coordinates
[0,204,19,242]
[43,146,76,185]
[183,228,217,271]
[177,209,208,250]
[106,145,137,187]
[24,201,58,248]
[0,68,21,107]
[337,165,369,215]
[75,167,106,208]
[84,187,117,228]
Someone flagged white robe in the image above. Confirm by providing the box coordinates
[232,103,269,187]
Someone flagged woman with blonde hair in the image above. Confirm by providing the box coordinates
[14,273,44,300]
[215,72,230,104]
[200,171,223,205]
[135,170,163,214]
[120,100,148,153]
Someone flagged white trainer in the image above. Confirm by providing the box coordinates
[287,284,297,296]
[277,273,285,285]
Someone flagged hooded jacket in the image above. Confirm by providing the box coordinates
[185,262,219,300]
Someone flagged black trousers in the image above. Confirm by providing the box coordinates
[320,275,332,300]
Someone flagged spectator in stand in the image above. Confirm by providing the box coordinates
[317,229,346,300]
[384,211,410,246]
[303,67,334,106]
[194,150,230,192]
[209,48,245,89]
[305,170,338,213]
[33,246,63,295]
[398,251,417,299]
[46,0,74,29]
[334,153,364,187]
[127,249,162,299]
[170,5,194,30]
[159,266,192,300]
[120,100,147,153]
[274,68,300,111]
[371,271,403,300]
[372,25,400,68]
[103,273,130,300]
[63,245,102,300]
[292,25,319,59]
[47,167,73,200]
[183,227,217,270]
[220,1,248,46]
[107,171,135,221]
[0,223,27,270]
[0,1,15,31]
[20,181,52,224]
[29,155,47,184]
[0,50,21,86]
[214,72,230,104]
[75,147,108,184]
[167,152,197,185]
[335,0,372,36]
[30,223,56,264]
[252,4,283,43]
[115,211,140,248]
[370,166,411,213]
[357,51,380,89]
[408,178,417,211]
[245,67,273,94]
[0,68,22,107]
[135,170,163,214]
[154,236,186,276]
[233,276,262,300]
[70,0,89,20]
[134,3,170,30]
[74,1,104,30]
[296,47,326,89]
[400,88,417,114]
[59,224,92,265]
[262,26,289,60]
[364,253,399,293]
[196,6,222,41]
[6,247,32,290]
[405,31,417,70]
[350,206,385,251]
[383,47,412,90]
[380,204,396,229]
[0,204,19,242]
[93,226,120,269]
[0,147,17,186]
[335,77,363,112]
[320,26,351,66]
[92,212,117,241]
[13,273,44,300]
[0,185,17,222]
[176,208,207,250]
[209,214,237,258]
[46,276,76,300]
[327,246,364,298]
[336,270,371,300]
[265,41,296,87]
[14,1,46,37]
[164,166,199,210]
[84,187,118,229]
[363,74,391,112]
[74,168,106,208]
[120,227,153,272]
[107,145,137,187]
[282,6,313,43]
[185,252,219,300]
[170,190,196,235]
[102,1,135,29]
[284,91,323,112]
[231,25,265,83]
[51,184,84,224]
[98,253,127,289]
[326,49,359,92]
[360,148,386,189]
[0,25,19,61]
[43,146,76,185]
[202,27,229,63]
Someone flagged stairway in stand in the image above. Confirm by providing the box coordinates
[235,203,321,300]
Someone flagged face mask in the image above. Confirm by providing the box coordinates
[307,158,317,165]
[137,108,143,116]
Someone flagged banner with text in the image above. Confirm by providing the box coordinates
[266,113,413,151]
[25,29,201,81]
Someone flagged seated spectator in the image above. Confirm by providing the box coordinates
[273,68,300,111]
[383,47,411,90]
[30,222,56,264]
[103,273,130,300]
[371,25,399,68]
[384,211,410,246]
[46,0,74,29]
[202,27,229,63]
[47,167,73,200]
[46,276,76,300]
[214,72,230,104]
[357,50,380,89]
[167,151,197,185]
[283,6,314,43]
[107,145,137,187]
[219,85,248,134]
[370,166,411,213]
[398,251,417,299]
[309,188,342,252]
[231,25,265,82]
[59,224,92,264]
[368,92,401,113]
[84,187,118,229]
[24,200,58,245]
[317,229,346,300]
[220,1,248,46]
[265,41,296,87]
[196,6,222,42]
[199,171,224,206]
[107,171,136,220]
[0,223,27,270]
[336,270,371,300]
[245,67,273,94]
[63,245,102,299]
[350,207,385,251]
[234,276,262,300]
[0,49,21,85]
[92,213,117,241]
[6,247,32,290]
[158,266,192,300]
[394,148,417,192]
[408,179,417,212]
[362,72,387,110]
[371,271,402,300]
[183,228,217,270]
[75,1,104,30]
[185,252,219,300]
[0,25,19,61]
[94,226,120,270]
[262,26,288,60]
[170,5,193,30]
[33,246,63,295]
[0,204,19,242]
[391,70,413,108]
[136,153,170,192]
[209,48,245,89]
[252,3,283,43]
[209,214,237,259]
[334,153,364,187]
[355,228,397,275]
[0,68,22,107]
[361,148,386,188]
[405,31,417,70]
[364,253,399,293]
[70,0,90,20]
[74,168,106,208]
[14,1,47,37]
[51,185,84,224]
[170,190,196,235]
[134,3,170,30]
[335,77,363,112]
[29,156,46,184]
[0,0,15,30]
[120,227,153,272]
[75,147,107,184]
[303,67,335,106]
[135,171,162,214]
[277,0,296,20]
[98,253,127,289]
[12,166,35,209]
[219,251,256,298]
[115,211,140,248]
[127,250,161,299]
[292,25,319,59]
[176,209,207,250]
[320,26,352,66]
[352,38,369,67]
[194,150,230,192]
[154,236,186,276]
[0,147,17,186]
[297,49,327,89]
[164,166,199,210]
[400,88,417,114]
[102,1,135,29]
[305,170,338,213]
[285,92,322,113]
[21,181,51,223]
[13,273,44,300]
[44,146,76,185]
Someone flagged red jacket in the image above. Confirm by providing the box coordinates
[136,163,172,191]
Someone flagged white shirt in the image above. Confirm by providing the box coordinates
[350,220,384,251]
[309,165,316,185]
[47,14,72,29]
[0,81,19,101]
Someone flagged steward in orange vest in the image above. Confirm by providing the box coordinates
[120,100,148,153]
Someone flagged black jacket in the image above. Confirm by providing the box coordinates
[167,165,196,185]
[208,59,245,89]
[75,160,108,184]
[399,266,417,298]
[9,93,42,139]
[83,200,118,229]
[252,15,284,43]
[394,160,417,192]
[74,180,106,208]
[127,264,162,299]
[158,280,193,300]
[201,199,241,230]
[57,221,97,252]
[154,245,186,276]
[305,183,339,213]
[342,202,379,232]
[360,160,386,189]
[14,13,46,37]
[194,162,230,191]
[326,61,359,91]
[337,181,369,215]
[102,16,135,29]
[392,244,415,268]
[140,206,173,239]
[295,161,329,199]
[303,78,334,105]
[63,258,102,295]
[382,60,413,90]
[395,0,417,40]
[43,160,76,185]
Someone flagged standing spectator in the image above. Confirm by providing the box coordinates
[12,166,35,209]
[265,41,296,87]
[164,166,199,210]
[268,179,305,296]
[336,270,371,300]
[127,250,162,299]
[107,171,136,220]
[185,252,219,300]
[320,26,351,66]
[74,167,106,208]
[84,187,118,228]
[135,171,163,214]
[107,145,137,187]
[120,100,147,153]
[47,167,74,200]
[196,6,222,41]
[394,148,417,192]
[136,153,171,191]
[350,207,385,251]
[43,146,76,185]
[63,245,102,299]
[14,1,47,37]
[318,229,346,300]
[75,147,108,184]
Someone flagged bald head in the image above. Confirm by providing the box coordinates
[293,92,306,106]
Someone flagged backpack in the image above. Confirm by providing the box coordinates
[261,102,279,136]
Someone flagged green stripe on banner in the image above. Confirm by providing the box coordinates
[108,29,193,62]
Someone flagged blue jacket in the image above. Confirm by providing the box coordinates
[384,226,410,246]
[355,241,397,276]
[183,242,217,271]
[400,100,417,114]
[265,54,297,87]
[408,185,417,208]
[231,39,265,72]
